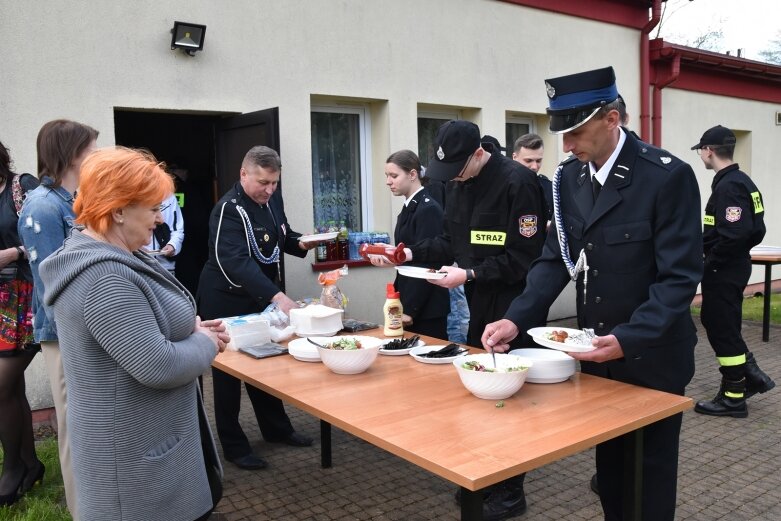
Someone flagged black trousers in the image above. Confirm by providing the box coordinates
[700,261,751,380]
[406,316,447,342]
[211,367,293,460]
[596,412,683,521]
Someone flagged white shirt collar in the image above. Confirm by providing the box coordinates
[404,186,425,207]
[589,127,626,186]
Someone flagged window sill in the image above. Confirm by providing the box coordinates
[311,259,372,272]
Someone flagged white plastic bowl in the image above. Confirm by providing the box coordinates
[508,348,577,384]
[453,353,533,400]
[316,336,383,375]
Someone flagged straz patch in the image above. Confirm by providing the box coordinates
[471,230,506,245]
[725,207,742,223]
[703,215,714,226]
[751,191,764,213]
[519,215,538,238]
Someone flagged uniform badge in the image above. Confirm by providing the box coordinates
[725,207,742,222]
[545,81,556,99]
[519,215,538,238]
[660,156,671,164]
[437,146,445,160]
[263,233,270,242]
[230,198,237,203]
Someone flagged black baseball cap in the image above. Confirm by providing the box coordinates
[426,120,481,182]
[691,125,736,150]
[545,66,619,134]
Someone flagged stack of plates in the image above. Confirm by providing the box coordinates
[508,348,576,384]
[287,337,323,362]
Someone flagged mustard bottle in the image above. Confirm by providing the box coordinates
[383,283,404,337]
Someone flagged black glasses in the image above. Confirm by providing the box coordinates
[454,153,475,180]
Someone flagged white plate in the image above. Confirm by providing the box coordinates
[409,344,468,364]
[379,337,425,356]
[395,266,447,280]
[298,232,339,243]
[287,337,324,362]
[295,329,341,338]
[527,327,596,353]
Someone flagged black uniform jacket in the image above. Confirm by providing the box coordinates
[410,153,545,296]
[504,131,703,394]
[197,182,306,318]
[393,187,449,322]
[703,163,765,269]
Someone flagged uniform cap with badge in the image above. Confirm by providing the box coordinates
[545,66,620,134]
[425,120,481,182]
[690,125,736,150]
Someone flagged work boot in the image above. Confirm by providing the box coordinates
[744,352,776,398]
[694,377,748,418]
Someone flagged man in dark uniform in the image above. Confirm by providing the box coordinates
[482,67,703,521]
[397,120,546,520]
[197,146,315,470]
[691,125,775,418]
[512,133,553,228]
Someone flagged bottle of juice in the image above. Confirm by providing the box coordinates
[383,283,404,337]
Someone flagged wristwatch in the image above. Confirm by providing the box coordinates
[465,269,475,283]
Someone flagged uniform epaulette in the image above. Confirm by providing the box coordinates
[559,155,579,167]
[637,143,682,171]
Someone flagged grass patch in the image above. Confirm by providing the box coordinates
[691,293,781,325]
[0,437,71,521]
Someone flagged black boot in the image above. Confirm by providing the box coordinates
[694,377,748,418]
[744,352,776,398]
[481,474,527,521]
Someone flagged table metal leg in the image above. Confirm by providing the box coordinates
[460,487,483,521]
[762,264,771,342]
[320,420,331,468]
[623,428,644,521]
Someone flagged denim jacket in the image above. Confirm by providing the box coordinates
[17,176,75,342]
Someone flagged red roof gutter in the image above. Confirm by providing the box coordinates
[639,1,662,143]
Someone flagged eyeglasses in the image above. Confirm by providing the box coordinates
[695,147,710,155]
[454,153,475,180]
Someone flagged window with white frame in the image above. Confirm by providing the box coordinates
[417,110,461,168]
[310,105,372,232]
[505,116,535,157]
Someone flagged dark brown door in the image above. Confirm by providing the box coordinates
[214,107,280,198]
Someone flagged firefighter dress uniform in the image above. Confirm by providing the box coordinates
[503,67,703,521]
[198,182,308,462]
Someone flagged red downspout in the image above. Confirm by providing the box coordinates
[640,0,662,142]
[652,50,681,146]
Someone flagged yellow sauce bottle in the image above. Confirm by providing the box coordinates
[383,283,404,337]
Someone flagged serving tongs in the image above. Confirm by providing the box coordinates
[307,338,328,349]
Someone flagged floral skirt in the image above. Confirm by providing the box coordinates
[0,279,36,357]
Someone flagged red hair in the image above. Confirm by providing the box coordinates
[74,147,174,234]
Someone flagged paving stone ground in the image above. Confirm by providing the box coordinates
[205,318,780,521]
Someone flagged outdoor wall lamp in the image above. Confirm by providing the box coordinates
[170,21,206,56]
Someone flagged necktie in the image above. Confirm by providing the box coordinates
[592,176,602,201]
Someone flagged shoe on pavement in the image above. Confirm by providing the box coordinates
[269,431,313,447]
[481,476,527,521]
[744,352,776,398]
[590,473,599,495]
[228,453,268,470]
